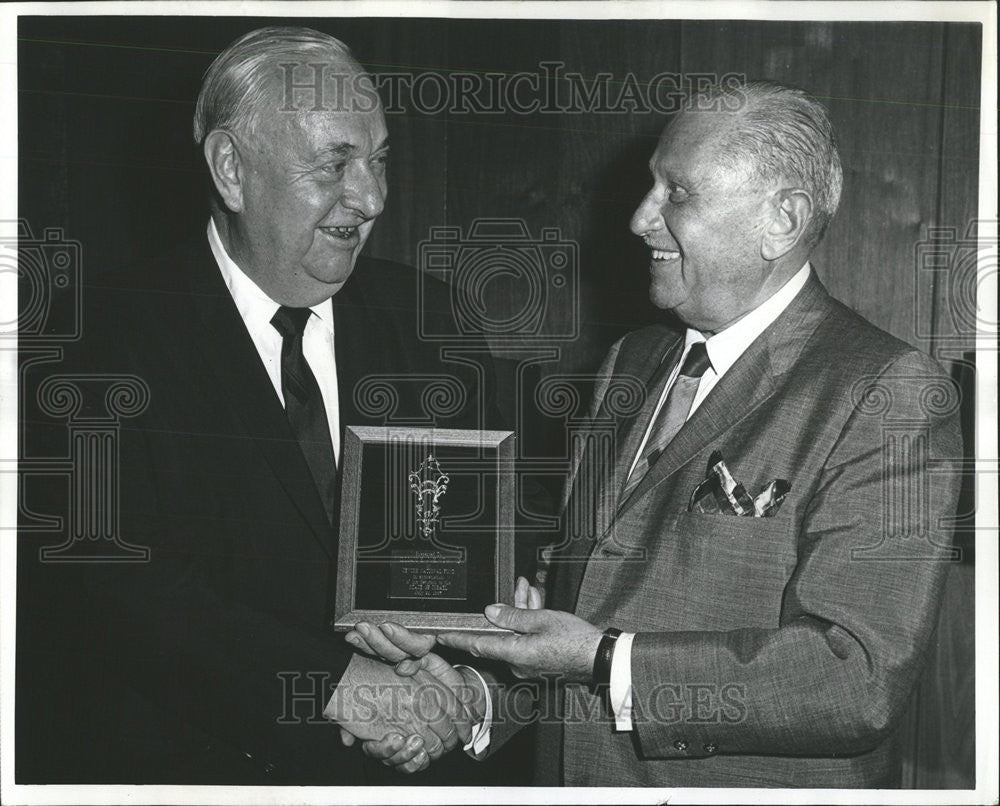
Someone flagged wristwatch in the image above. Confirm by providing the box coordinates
[591,627,622,692]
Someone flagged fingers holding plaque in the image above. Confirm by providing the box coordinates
[334,426,515,634]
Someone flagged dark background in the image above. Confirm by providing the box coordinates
[17,16,980,788]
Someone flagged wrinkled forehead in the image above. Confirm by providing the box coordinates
[293,105,388,155]
[651,110,740,180]
[257,60,386,150]
[256,55,383,128]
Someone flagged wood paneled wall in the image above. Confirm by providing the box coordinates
[18,16,981,788]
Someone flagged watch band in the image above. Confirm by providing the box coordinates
[592,628,622,692]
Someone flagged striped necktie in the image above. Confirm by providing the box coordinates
[619,341,712,506]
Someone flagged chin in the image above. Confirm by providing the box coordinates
[649,283,681,311]
[310,256,357,286]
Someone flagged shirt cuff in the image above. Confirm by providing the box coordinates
[454,664,492,757]
[609,631,635,731]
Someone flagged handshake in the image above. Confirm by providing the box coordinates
[327,576,604,773]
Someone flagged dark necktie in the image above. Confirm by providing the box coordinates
[619,340,712,505]
[271,306,337,523]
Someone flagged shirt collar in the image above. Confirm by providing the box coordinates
[688,262,811,377]
[207,218,334,336]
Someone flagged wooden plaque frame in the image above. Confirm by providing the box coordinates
[333,426,515,634]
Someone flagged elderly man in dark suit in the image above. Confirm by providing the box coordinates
[34,26,499,784]
[346,80,962,787]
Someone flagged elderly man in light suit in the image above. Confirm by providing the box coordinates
[341,80,962,787]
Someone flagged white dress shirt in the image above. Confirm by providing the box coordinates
[207,219,341,463]
[610,261,811,730]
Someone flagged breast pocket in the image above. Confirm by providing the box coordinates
[665,511,799,628]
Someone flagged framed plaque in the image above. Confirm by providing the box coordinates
[333,426,515,633]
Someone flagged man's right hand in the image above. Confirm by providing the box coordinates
[326,652,474,769]
[353,657,489,773]
[341,622,489,772]
[341,577,542,772]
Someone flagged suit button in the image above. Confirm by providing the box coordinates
[673,739,689,752]
[263,762,276,776]
[704,742,718,754]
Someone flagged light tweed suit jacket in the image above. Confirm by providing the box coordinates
[489,271,962,788]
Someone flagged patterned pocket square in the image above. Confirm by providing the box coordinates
[688,450,790,517]
[753,479,791,517]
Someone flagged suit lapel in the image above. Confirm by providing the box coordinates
[610,271,833,525]
[611,336,684,503]
[576,330,682,549]
[186,244,334,556]
[330,269,381,433]
[615,340,776,518]
[548,328,679,611]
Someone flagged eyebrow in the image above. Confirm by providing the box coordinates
[315,136,390,159]
[316,142,357,159]
[650,157,689,187]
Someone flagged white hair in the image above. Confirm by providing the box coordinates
[192,26,359,144]
[700,80,843,248]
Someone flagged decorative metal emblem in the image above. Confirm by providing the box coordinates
[408,454,450,537]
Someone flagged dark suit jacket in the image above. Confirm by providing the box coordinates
[491,272,962,787]
[22,237,495,784]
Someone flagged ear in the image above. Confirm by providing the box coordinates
[203,130,246,214]
[761,189,813,260]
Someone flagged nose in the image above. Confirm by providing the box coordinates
[341,160,386,220]
[630,188,663,237]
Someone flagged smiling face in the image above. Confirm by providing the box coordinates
[228,74,388,306]
[629,110,784,332]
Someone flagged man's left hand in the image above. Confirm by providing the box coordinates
[436,604,604,682]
